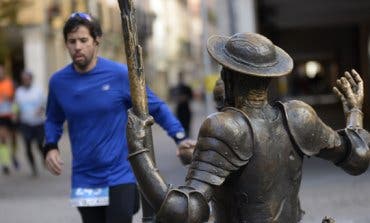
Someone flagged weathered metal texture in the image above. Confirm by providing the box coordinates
[336,128,370,175]
[118,0,147,117]
[207,33,293,77]
[186,105,304,222]
[126,109,168,222]
[278,100,342,156]
[213,78,225,111]
[125,32,370,223]
[156,186,210,223]
[117,1,157,222]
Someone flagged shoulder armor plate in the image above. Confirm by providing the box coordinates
[277,100,340,156]
[186,109,253,186]
[198,109,253,161]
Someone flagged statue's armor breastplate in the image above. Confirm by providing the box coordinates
[215,107,303,223]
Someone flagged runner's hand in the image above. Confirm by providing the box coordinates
[177,139,196,165]
[45,149,64,175]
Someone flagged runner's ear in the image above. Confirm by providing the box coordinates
[95,36,101,46]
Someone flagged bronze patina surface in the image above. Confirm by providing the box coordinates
[126,32,370,223]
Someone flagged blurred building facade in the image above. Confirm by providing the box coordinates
[0,0,257,96]
[1,0,369,127]
[0,0,126,89]
[135,0,258,98]
[257,0,370,128]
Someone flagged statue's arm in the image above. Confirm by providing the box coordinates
[282,101,370,175]
[126,110,168,210]
[127,116,211,222]
[319,69,369,175]
[281,70,369,175]
[126,112,209,223]
[126,110,252,222]
[316,128,370,175]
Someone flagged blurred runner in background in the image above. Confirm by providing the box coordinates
[0,64,15,175]
[15,70,45,177]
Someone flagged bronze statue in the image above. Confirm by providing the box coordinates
[126,32,370,223]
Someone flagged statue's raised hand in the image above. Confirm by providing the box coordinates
[333,69,364,113]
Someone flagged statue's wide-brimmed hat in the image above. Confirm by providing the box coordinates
[207,32,293,77]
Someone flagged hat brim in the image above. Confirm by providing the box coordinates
[207,35,293,77]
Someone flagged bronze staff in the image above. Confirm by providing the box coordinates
[117,0,157,222]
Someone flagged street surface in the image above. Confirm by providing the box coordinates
[0,101,369,223]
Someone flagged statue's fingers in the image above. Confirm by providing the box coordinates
[340,76,350,87]
[351,69,364,95]
[333,87,349,112]
[337,77,349,93]
[340,77,357,100]
[127,112,135,126]
[333,87,346,103]
[351,69,363,84]
[358,82,364,98]
[344,71,357,90]
[143,116,154,126]
[336,79,343,94]
[339,77,351,91]
[127,109,138,122]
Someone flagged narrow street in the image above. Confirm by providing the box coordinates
[0,101,369,223]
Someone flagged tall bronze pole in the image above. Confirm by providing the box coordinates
[117,0,156,222]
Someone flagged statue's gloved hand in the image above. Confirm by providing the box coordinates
[333,69,364,113]
[176,139,196,165]
[126,108,154,154]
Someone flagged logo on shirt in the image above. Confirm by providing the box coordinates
[176,132,185,140]
[102,84,110,91]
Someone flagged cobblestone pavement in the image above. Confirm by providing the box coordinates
[0,101,369,223]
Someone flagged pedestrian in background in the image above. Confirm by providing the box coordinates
[171,71,193,137]
[43,12,195,223]
[0,64,15,175]
[15,70,45,177]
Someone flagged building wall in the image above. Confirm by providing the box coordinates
[7,0,259,95]
[234,0,257,33]
[6,0,124,90]
[214,0,256,36]
[22,26,48,89]
[17,0,49,26]
[147,0,198,97]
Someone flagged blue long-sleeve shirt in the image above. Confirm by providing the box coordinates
[45,57,185,188]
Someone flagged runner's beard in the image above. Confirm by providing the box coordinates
[73,57,91,70]
[73,55,94,71]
